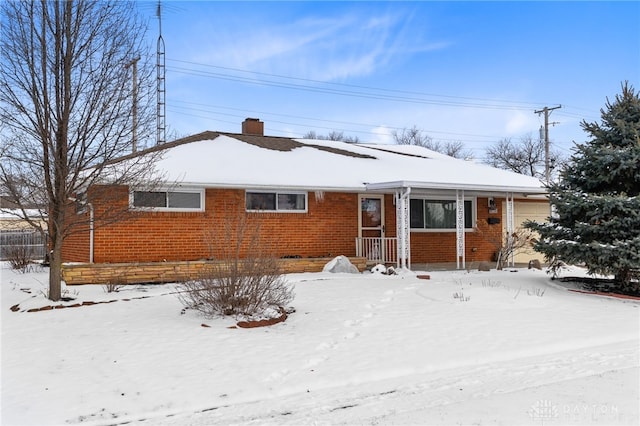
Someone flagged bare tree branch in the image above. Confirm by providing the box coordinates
[392,126,473,160]
[0,0,160,300]
[484,134,565,179]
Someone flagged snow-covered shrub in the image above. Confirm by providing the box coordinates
[323,256,359,273]
[370,264,397,275]
[371,264,387,274]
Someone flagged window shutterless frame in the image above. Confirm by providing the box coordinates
[129,188,205,212]
[409,197,476,232]
[245,190,307,213]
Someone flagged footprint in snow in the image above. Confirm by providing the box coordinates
[303,356,328,368]
[343,319,361,327]
[343,331,358,340]
[315,341,337,351]
[265,368,290,381]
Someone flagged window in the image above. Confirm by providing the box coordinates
[131,189,203,211]
[410,198,474,230]
[246,191,307,212]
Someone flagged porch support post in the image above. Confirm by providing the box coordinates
[505,192,515,267]
[456,189,465,269]
[396,187,411,269]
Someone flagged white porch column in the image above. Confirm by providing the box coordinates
[456,189,465,269]
[396,188,411,269]
[505,192,515,267]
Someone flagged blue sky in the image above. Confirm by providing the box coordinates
[139,1,640,158]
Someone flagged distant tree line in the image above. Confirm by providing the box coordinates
[303,130,360,143]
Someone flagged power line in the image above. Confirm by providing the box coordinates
[160,59,596,151]
[169,99,506,141]
[166,61,561,112]
[168,59,550,110]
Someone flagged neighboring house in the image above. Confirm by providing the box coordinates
[62,118,548,272]
[0,196,47,231]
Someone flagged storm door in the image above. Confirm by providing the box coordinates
[358,195,385,262]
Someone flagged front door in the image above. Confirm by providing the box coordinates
[358,195,385,262]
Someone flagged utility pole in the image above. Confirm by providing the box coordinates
[125,56,140,152]
[534,105,561,184]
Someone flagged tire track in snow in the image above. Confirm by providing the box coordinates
[141,338,639,425]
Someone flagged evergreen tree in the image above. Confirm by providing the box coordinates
[526,82,640,291]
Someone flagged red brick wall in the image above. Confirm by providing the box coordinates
[62,187,360,263]
[62,189,531,265]
[61,220,91,263]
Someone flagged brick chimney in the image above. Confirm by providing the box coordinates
[242,118,264,135]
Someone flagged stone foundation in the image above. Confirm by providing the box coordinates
[62,257,367,285]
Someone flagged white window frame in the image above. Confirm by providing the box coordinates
[409,197,476,232]
[245,190,308,213]
[129,188,205,212]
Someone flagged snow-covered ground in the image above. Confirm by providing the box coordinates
[1,263,638,425]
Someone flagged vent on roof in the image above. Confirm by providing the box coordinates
[242,118,264,136]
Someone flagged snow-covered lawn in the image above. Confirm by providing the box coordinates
[1,263,638,425]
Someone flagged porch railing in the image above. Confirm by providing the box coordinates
[355,237,398,266]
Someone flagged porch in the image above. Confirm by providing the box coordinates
[355,237,398,266]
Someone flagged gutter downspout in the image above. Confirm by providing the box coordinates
[88,203,94,264]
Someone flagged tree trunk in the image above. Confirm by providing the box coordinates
[48,230,63,301]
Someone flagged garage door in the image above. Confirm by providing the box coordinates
[502,201,549,264]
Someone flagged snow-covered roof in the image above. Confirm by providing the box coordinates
[144,132,546,194]
[0,209,45,219]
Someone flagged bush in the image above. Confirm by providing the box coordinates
[6,245,34,272]
[475,219,535,270]
[178,257,294,318]
[178,203,294,318]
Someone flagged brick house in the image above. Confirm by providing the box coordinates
[61,119,548,283]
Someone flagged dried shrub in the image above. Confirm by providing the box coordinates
[103,274,126,293]
[178,203,294,318]
[475,219,535,270]
[178,257,293,318]
[6,245,35,272]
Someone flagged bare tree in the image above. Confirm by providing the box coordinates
[392,126,473,160]
[484,134,565,179]
[303,130,360,143]
[0,1,159,301]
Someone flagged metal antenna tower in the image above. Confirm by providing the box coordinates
[156,1,166,145]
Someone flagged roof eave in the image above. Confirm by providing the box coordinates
[366,180,548,195]
[153,181,367,193]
